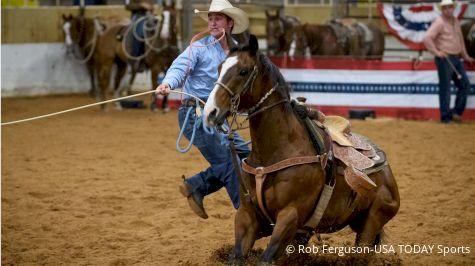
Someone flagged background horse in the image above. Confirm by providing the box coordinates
[94,2,178,111]
[265,9,305,56]
[300,20,384,59]
[144,1,179,112]
[461,20,475,58]
[203,35,399,264]
[300,23,347,56]
[62,13,105,97]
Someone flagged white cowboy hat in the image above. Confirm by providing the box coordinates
[194,0,249,34]
[440,0,455,7]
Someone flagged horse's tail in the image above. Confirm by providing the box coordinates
[367,23,385,60]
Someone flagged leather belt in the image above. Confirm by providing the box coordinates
[182,98,205,108]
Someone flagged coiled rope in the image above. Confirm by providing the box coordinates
[121,15,162,61]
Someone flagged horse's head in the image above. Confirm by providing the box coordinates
[265,10,284,55]
[468,23,475,43]
[204,34,260,127]
[204,34,289,128]
[62,14,76,53]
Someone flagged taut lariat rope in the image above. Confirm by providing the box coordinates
[1,90,206,126]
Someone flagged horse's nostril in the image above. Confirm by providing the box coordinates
[209,109,217,119]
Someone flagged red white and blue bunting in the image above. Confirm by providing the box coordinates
[377,2,468,50]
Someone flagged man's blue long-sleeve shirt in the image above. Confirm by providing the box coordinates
[162,35,227,101]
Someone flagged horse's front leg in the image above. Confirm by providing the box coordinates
[229,203,260,265]
[260,207,299,264]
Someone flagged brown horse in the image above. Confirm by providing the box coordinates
[62,13,105,97]
[265,10,305,56]
[94,1,178,110]
[300,20,385,59]
[461,20,475,58]
[301,23,347,56]
[203,35,399,264]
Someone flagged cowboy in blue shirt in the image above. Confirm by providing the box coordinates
[155,0,250,219]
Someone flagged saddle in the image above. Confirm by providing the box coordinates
[327,21,351,52]
[302,108,383,196]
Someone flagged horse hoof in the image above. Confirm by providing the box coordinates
[162,107,170,114]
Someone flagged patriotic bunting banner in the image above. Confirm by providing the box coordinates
[377,2,468,50]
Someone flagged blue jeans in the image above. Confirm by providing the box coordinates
[434,56,471,122]
[131,12,146,57]
[178,105,250,209]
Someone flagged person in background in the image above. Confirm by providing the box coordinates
[155,0,250,219]
[423,0,474,123]
[125,0,154,72]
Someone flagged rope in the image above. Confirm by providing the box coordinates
[176,104,197,153]
[446,56,462,80]
[68,18,99,64]
[1,90,205,126]
[121,15,160,61]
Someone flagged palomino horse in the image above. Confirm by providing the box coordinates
[94,2,178,110]
[301,20,385,59]
[62,13,105,97]
[265,10,305,56]
[203,35,399,264]
[461,20,475,58]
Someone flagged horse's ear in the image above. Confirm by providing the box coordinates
[226,32,238,51]
[276,9,280,17]
[248,34,259,55]
[62,14,67,20]
[265,10,270,17]
[163,0,174,8]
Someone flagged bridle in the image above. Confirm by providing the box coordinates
[213,63,288,131]
[214,65,258,116]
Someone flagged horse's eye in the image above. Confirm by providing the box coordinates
[239,69,248,76]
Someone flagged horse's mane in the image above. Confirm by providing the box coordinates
[257,52,291,99]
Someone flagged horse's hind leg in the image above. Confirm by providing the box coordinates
[113,61,128,110]
[149,66,160,112]
[260,207,299,264]
[351,168,399,246]
[97,63,113,111]
[229,205,260,265]
[127,64,138,96]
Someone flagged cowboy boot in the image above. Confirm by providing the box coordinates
[178,177,208,219]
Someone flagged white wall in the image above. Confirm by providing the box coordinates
[1,43,160,97]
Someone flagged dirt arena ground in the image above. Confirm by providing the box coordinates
[2,94,475,265]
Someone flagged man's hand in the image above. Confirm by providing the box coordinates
[155,83,171,96]
[435,50,448,58]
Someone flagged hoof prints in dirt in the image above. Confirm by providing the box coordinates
[210,244,402,265]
